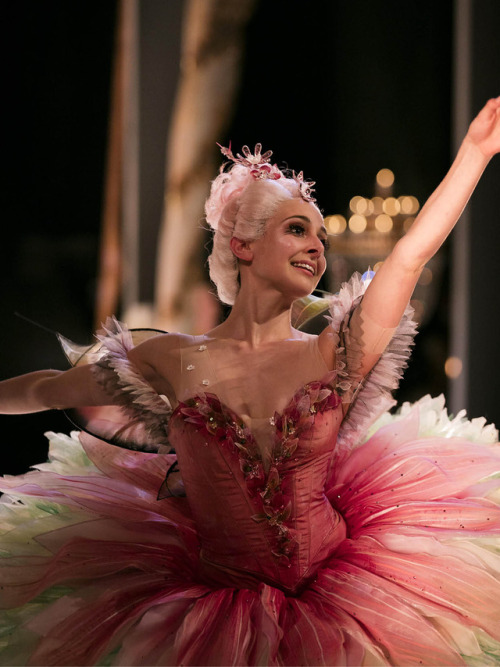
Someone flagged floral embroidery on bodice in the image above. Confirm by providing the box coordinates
[168,375,345,594]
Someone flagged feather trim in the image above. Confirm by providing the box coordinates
[326,273,418,455]
[91,317,173,452]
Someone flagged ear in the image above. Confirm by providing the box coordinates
[230,237,253,262]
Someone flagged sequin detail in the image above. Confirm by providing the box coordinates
[198,345,207,351]
[202,379,210,386]
[186,364,195,371]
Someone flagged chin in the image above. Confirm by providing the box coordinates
[272,275,319,302]
[284,285,316,302]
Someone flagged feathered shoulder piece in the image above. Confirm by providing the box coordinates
[329,273,418,453]
[60,317,173,454]
[293,273,418,454]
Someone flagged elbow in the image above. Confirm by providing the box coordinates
[30,371,65,411]
[390,238,428,275]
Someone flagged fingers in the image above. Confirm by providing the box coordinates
[485,96,500,110]
[477,97,500,121]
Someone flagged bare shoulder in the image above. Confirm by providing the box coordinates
[290,326,337,371]
[127,331,191,396]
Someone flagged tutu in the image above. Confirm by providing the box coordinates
[1,275,500,666]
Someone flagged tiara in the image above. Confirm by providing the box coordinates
[217,142,316,203]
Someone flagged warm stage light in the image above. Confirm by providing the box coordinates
[398,195,420,214]
[349,196,365,214]
[382,197,400,216]
[325,215,347,235]
[403,216,415,233]
[418,267,433,286]
[376,168,395,188]
[399,196,414,214]
[445,357,463,379]
[371,196,384,214]
[374,214,393,233]
[348,214,367,234]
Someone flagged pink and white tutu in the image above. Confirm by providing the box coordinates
[1,275,500,666]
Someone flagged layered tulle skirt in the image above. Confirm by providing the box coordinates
[1,395,500,666]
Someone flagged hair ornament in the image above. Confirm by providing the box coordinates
[215,142,317,203]
[292,170,316,203]
[218,142,282,181]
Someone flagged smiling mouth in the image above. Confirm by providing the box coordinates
[291,262,315,276]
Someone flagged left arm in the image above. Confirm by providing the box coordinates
[355,96,500,377]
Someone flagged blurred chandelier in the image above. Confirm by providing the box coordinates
[325,169,443,326]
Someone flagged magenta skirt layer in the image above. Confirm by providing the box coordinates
[1,395,500,666]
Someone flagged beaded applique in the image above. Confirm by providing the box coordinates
[177,376,341,560]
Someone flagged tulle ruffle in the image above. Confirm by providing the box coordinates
[1,396,500,665]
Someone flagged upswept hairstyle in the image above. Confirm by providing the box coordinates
[205,146,316,305]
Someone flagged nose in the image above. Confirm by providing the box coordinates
[307,235,324,255]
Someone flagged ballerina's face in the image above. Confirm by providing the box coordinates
[245,198,328,299]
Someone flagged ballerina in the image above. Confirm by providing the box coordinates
[0,97,499,666]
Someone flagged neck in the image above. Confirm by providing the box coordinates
[210,286,299,347]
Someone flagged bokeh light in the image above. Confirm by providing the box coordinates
[376,168,395,188]
[382,197,400,216]
[403,216,415,233]
[325,214,347,235]
[349,196,365,214]
[348,215,367,234]
[374,214,393,233]
[418,266,433,286]
[399,195,420,214]
[444,357,463,379]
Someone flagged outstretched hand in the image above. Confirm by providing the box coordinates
[467,96,500,158]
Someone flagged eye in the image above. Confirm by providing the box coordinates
[287,222,306,236]
[286,221,329,251]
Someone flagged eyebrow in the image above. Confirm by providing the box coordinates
[283,215,328,238]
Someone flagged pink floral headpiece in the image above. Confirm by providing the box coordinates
[217,142,316,203]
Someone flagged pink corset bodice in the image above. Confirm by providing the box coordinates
[169,379,345,595]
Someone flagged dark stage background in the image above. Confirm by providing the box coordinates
[1,0,499,474]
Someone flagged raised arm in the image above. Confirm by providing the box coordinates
[355,96,500,376]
